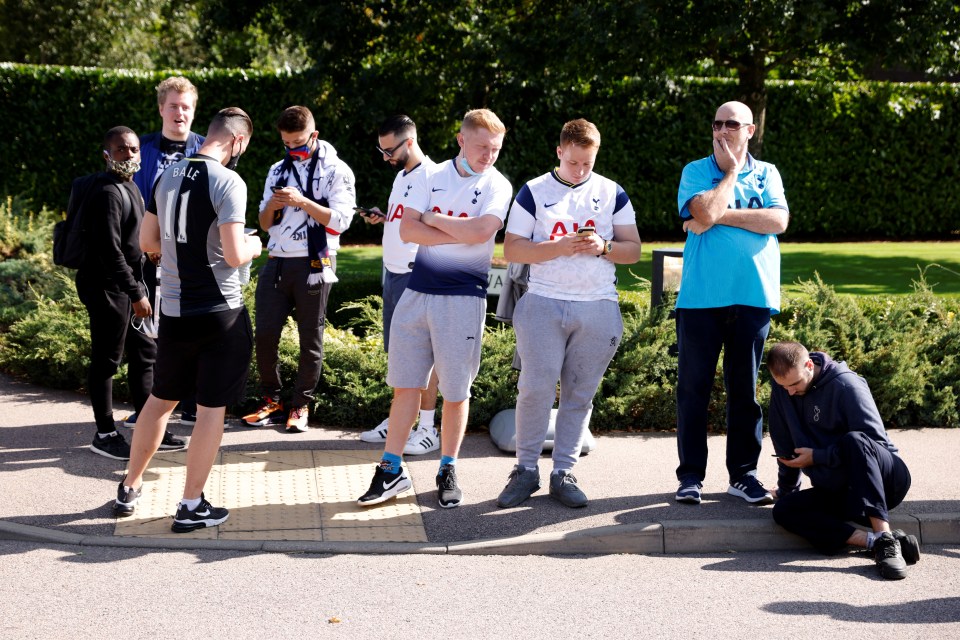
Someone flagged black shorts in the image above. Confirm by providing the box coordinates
[153,307,253,408]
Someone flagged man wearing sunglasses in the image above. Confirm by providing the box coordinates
[674,101,790,506]
[242,105,357,433]
[357,115,442,456]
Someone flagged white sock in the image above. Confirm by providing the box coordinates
[419,409,436,429]
[98,431,118,439]
[866,531,881,549]
[181,496,202,511]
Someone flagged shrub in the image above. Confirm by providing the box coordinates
[0,282,92,388]
[2,265,957,430]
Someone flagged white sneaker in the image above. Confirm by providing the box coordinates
[359,417,390,443]
[404,426,440,456]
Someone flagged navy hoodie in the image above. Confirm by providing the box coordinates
[769,352,899,494]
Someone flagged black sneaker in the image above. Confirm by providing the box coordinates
[436,464,462,509]
[114,479,141,517]
[158,431,187,451]
[179,411,197,426]
[892,529,921,565]
[171,494,229,533]
[90,432,130,460]
[357,461,412,506]
[872,531,908,580]
[728,474,774,505]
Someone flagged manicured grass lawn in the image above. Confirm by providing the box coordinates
[334,240,960,298]
[616,241,960,299]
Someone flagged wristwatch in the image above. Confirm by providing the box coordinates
[601,240,614,256]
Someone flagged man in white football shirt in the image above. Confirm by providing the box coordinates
[358,109,513,509]
[496,118,641,509]
[357,115,441,456]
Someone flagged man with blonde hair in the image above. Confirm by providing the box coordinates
[358,108,513,509]
[497,118,641,509]
[130,75,204,427]
[134,76,203,205]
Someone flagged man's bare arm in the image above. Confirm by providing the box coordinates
[399,207,459,245]
[140,211,161,253]
[420,210,502,245]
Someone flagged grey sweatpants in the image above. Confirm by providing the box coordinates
[513,293,623,471]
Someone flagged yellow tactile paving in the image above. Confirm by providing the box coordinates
[114,449,427,543]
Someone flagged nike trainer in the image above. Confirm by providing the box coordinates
[357,461,413,506]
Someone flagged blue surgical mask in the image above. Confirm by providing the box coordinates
[459,155,481,176]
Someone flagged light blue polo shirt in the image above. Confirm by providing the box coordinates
[676,154,788,313]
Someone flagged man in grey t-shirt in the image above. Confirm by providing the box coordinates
[112,108,262,534]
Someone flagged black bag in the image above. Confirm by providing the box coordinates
[53,173,129,268]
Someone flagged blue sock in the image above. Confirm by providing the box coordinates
[381,452,402,474]
[439,455,456,473]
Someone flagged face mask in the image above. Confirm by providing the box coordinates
[226,136,242,170]
[286,143,312,162]
[458,155,481,176]
[105,155,141,179]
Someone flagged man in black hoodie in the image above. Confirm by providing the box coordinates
[78,126,185,460]
[766,341,919,580]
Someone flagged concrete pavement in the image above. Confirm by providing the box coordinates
[1,372,958,555]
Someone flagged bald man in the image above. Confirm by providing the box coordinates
[673,101,790,506]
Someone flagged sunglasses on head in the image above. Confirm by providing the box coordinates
[712,119,752,132]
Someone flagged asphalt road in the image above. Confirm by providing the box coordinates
[3,540,959,639]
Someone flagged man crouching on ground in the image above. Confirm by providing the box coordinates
[767,341,919,580]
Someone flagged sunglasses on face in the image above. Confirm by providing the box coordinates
[376,138,409,157]
[712,119,752,132]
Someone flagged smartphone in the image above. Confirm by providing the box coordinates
[576,226,596,236]
[355,206,385,219]
[772,453,798,459]
[270,185,283,192]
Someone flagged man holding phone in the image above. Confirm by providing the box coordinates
[766,341,918,580]
[496,118,641,509]
[356,115,441,456]
[242,106,356,432]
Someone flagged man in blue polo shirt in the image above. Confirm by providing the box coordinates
[674,100,789,506]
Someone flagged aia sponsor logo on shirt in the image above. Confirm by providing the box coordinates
[548,220,596,240]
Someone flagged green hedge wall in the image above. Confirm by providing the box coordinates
[3,63,959,239]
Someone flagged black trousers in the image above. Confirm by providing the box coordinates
[76,274,156,433]
[772,431,912,554]
[253,256,333,408]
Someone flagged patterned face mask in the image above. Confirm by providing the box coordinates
[106,157,141,179]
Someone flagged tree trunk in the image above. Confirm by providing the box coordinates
[737,63,767,159]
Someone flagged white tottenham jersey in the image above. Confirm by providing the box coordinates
[405,159,512,297]
[506,169,635,301]
[382,158,435,274]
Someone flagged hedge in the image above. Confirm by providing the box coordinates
[1,206,957,430]
[3,63,960,240]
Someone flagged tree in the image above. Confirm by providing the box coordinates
[643,0,960,157]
